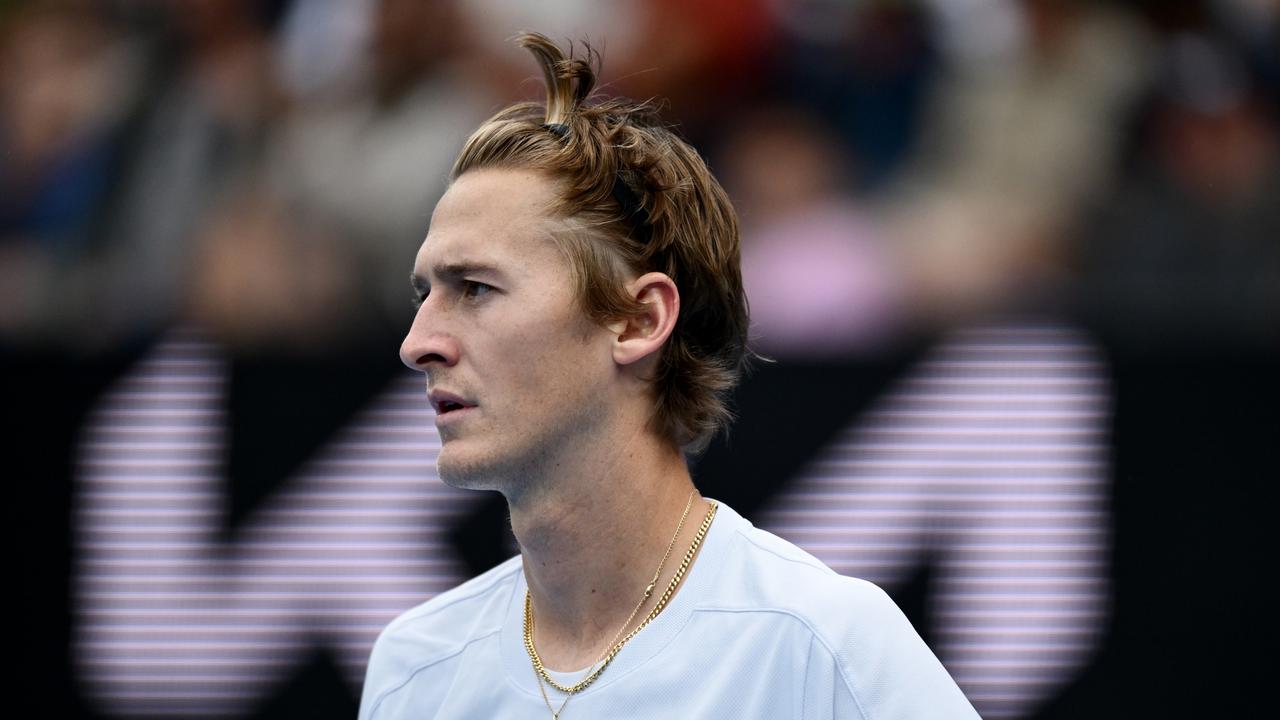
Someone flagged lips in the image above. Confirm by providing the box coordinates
[428,390,475,416]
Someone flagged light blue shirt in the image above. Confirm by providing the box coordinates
[359,501,981,719]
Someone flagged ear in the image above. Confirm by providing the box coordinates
[609,272,680,367]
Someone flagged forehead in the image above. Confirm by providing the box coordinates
[415,168,565,273]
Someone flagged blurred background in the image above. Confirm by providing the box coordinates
[4,0,1276,718]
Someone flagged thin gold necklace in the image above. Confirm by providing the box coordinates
[526,490,695,718]
[529,488,689,720]
[524,495,718,718]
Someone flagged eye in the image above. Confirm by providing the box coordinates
[462,280,494,299]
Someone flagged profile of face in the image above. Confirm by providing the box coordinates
[399,168,618,495]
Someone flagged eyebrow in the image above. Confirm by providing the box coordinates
[409,261,504,293]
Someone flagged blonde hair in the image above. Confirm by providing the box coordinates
[451,32,749,453]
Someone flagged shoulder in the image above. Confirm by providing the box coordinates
[709,509,901,634]
[360,556,522,715]
[705,506,980,719]
[372,554,522,662]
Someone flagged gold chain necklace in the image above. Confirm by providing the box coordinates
[527,491,694,720]
[524,497,718,718]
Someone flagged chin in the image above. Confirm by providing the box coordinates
[436,451,488,490]
[436,443,514,492]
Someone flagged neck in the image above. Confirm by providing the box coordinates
[508,427,708,671]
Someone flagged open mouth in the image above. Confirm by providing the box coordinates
[429,390,473,418]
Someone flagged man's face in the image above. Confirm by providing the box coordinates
[400,168,616,494]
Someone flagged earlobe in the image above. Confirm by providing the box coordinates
[612,272,679,367]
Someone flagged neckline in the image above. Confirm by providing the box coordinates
[501,499,741,698]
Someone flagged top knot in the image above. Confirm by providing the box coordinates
[517,32,599,127]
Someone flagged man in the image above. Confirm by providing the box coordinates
[359,32,980,719]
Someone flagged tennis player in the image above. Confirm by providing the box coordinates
[359,32,980,720]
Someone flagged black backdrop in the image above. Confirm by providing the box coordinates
[8,322,1276,719]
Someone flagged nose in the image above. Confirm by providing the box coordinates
[399,307,460,373]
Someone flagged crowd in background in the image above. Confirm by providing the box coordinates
[1,0,1277,361]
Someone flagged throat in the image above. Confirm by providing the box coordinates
[510,437,708,675]
[521,496,718,674]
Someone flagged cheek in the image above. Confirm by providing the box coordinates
[506,320,609,408]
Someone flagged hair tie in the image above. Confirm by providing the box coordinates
[542,121,652,243]
[542,122,570,139]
